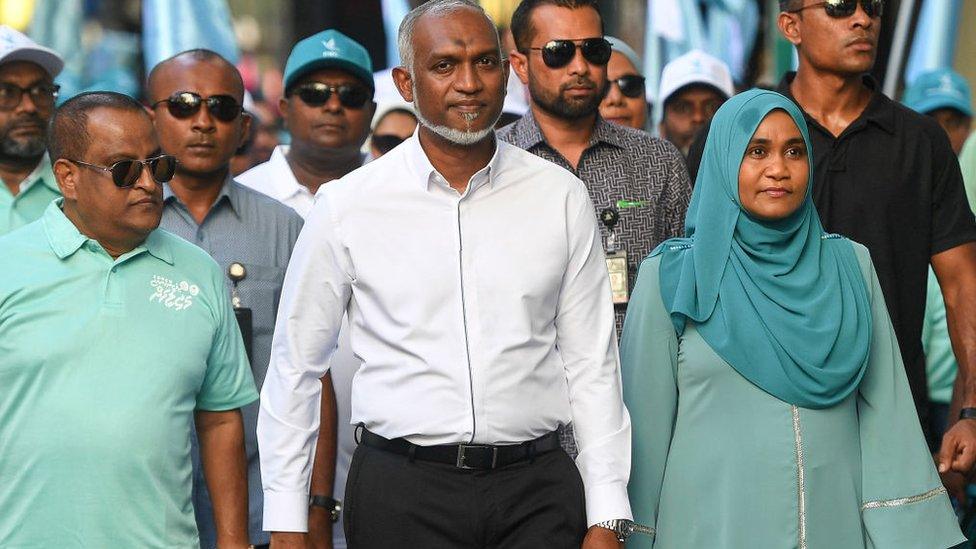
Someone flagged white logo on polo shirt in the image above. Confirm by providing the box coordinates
[149,275,199,311]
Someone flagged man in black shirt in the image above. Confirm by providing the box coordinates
[690,0,976,485]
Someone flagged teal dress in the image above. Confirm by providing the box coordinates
[621,242,965,548]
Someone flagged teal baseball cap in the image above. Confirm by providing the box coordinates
[904,68,973,118]
[283,29,374,93]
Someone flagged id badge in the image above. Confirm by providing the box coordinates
[606,251,629,304]
[234,307,254,363]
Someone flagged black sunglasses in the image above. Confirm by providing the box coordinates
[291,82,372,109]
[151,92,243,122]
[69,155,178,188]
[791,0,884,18]
[528,38,612,69]
[611,74,646,98]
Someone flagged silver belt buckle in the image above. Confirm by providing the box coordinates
[455,444,498,469]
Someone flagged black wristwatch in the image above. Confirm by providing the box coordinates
[959,408,976,421]
[309,495,342,523]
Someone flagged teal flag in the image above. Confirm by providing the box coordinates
[904,0,963,85]
[29,0,82,102]
[142,0,239,73]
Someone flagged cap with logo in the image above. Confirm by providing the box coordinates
[0,25,63,78]
[903,68,973,118]
[283,29,374,93]
[658,49,733,105]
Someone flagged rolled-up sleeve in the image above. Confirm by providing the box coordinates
[555,181,633,527]
[257,194,353,532]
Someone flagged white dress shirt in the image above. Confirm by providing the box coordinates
[237,146,317,218]
[240,144,358,548]
[258,133,632,532]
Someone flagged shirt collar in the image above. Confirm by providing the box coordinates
[266,145,308,201]
[163,175,240,219]
[777,72,896,135]
[505,110,625,150]
[42,198,174,264]
[19,154,58,194]
[404,128,503,194]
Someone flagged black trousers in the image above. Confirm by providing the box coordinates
[343,443,587,548]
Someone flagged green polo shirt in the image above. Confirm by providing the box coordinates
[0,200,258,548]
[0,154,60,236]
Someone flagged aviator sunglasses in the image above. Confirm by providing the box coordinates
[69,155,178,188]
[791,0,884,18]
[291,82,372,109]
[151,92,243,122]
[528,38,612,69]
[611,75,646,98]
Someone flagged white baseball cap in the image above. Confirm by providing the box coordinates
[658,49,733,105]
[0,25,64,78]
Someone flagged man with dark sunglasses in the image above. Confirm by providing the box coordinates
[148,49,304,549]
[0,91,258,548]
[685,0,976,503]
[500,0,692,340]
[238,29,376,219]
[0,26,63,236]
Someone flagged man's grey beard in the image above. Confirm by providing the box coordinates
[0,135,46,161]
[412,85,500,146]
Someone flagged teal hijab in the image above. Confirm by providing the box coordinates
[653,89,872,409]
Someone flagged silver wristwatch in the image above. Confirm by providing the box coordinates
[594,518,655,542]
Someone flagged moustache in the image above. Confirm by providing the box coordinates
[560,78,597,92]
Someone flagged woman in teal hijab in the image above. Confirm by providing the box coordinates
[620,89,964,549]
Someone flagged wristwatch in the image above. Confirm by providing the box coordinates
[309,495,342,523]
[959,408,976,420]
[594,518,655,542]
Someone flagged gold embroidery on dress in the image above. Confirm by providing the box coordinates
[861,487,947,510]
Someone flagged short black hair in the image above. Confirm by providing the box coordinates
[48,91,148,162]
[147,48,245,102]
[510,0,603,52]
[779,0,803,12]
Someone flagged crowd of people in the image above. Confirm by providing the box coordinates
[1,0,975,548]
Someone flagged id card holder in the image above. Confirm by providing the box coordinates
[234,307,254,363]
[606,250,629,304]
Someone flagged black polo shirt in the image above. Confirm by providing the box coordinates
[687,73,976,417]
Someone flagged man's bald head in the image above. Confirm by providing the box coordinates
[147,49,244,102]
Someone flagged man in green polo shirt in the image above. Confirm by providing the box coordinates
[0,26,63,235]
[0,92,258,548]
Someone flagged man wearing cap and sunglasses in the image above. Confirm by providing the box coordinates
[0,25,64,236]
[0,91,258,548]
[148,49,304,549]
[238,29,376,549]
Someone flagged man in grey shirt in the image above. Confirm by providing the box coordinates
[149,49,304,548]
[499,0,691,335]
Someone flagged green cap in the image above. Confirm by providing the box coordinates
[283,29,374,92]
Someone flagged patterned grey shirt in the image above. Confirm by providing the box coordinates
[161,178,303,546]
[498,112,693,332]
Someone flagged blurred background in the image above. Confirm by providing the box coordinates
[4,0,971,161]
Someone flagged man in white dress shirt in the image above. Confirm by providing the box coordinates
[258,2,633,548]
[239,30,377,549]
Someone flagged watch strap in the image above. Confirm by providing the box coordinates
[959,407,976,420]
[309,495,342,523]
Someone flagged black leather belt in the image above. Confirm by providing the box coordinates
[358,428,561,470]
